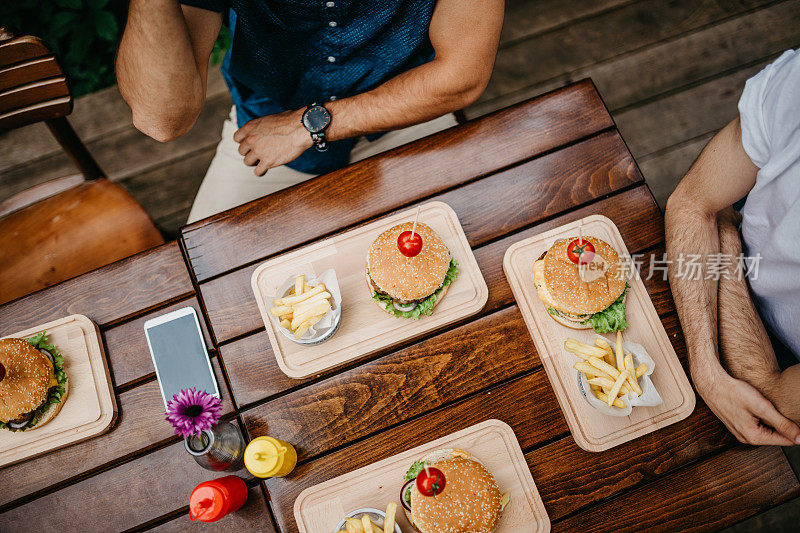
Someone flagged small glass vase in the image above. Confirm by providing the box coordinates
[184,420,245,472]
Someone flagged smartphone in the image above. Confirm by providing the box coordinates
[144,307,219,407]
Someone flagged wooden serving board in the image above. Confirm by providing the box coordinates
[294,419,550,533]
[0,314,117,467]
[503,215,695,452]
[252,201,488,379]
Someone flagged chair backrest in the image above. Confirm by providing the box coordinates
[0,26,103,180]
[0,27,72,132]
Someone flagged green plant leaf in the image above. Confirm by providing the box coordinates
[66,21,94,65]
[93,10,118,42]
[87,0,109,9]
[55,0,84,8]
[50,11,79,40]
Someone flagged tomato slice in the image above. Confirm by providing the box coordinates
[397,230,423,257]
[416,466,446,497]
[566,238,595,264]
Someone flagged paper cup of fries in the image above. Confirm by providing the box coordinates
[268,269,342,345]
[577,337,662,417]
[334,507,402,533]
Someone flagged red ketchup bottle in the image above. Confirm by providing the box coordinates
[189,475,248,522]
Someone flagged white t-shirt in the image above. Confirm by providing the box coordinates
[738,48,800,359]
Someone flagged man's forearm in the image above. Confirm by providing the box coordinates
[324,58,484,141]
[116,1,214,141]
[666,197,725,384]
[665,120,757,386]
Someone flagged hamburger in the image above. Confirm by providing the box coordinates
[0,332,69,432]
[400,449,509,533]
[533,235,629,333]
[366,222,458,319]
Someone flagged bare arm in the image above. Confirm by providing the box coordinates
[116,1,222,142]
[234,0,504,175]
[666,117,800,445]
[324,0,504,139]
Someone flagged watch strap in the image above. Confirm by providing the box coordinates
[311,131,328,152]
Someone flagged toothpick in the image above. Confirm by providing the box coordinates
[411,206,421,237]
[578,220,583,246]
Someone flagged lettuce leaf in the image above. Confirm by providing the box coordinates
[0,331,67,432]
[582,285,630,333]
[372,259,459,319]
[404,460,429,481]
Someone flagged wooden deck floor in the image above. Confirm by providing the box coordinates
[1,1,798,529]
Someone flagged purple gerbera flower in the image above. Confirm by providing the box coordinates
[165,388,222,439]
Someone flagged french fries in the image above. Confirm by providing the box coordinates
[270,275,333,339]
[595,337,616,367]
[615,331,625,372]
[361,515,374,533]
[383,502,397,533]
[567,332,649,409]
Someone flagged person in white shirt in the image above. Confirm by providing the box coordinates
[666,48,800,446]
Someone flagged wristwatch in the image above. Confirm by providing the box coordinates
[301,103,331,152]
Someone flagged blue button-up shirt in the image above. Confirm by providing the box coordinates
[179,0,437,174]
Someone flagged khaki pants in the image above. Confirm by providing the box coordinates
[187,107,458,223]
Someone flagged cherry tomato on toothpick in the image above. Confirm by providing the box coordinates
[398,230,423,257]
[416,466,446,497]
[566,238,595,264]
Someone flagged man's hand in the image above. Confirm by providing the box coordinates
[233,110,313,176]
[695,367,800,446]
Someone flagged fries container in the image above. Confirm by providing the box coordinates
[267,269,342,345]
[334,508,403,533]
[576,336,663,417]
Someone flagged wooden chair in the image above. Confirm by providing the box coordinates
[0,27,164,305]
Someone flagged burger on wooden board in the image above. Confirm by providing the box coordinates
[533,235,630,333]
[0,333,69,432]
[400,448,510,533]
[366,221,459,319]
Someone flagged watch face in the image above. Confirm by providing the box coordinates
[303,105,331,133]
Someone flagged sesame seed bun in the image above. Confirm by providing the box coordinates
[367,222,451,302]
[537,237,626,315]
[0,338,54,423]
[407,449,503,533]
[0,337,69,430]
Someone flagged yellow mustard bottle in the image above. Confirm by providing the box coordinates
[244,436,297,478]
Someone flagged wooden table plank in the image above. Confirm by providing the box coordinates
[263,369,567,532]
[552,445,800,532]
[529,402,734,520]
[0,243,193,333]
[201,134,644,345]
[219,186,667,407]
[0,439,266,533]
[182,80,615,281]
[241,306,538,459]
[0,360,233,510]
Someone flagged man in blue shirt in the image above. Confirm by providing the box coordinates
[117,1,504,221]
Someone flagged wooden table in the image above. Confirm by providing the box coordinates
[1,80,797,532]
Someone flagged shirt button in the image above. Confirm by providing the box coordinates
[327,56,336,63]
[329,95,337,101]
[329,21,337,27]
[325,1,335,7]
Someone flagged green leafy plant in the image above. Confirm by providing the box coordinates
[1,1,230,97]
